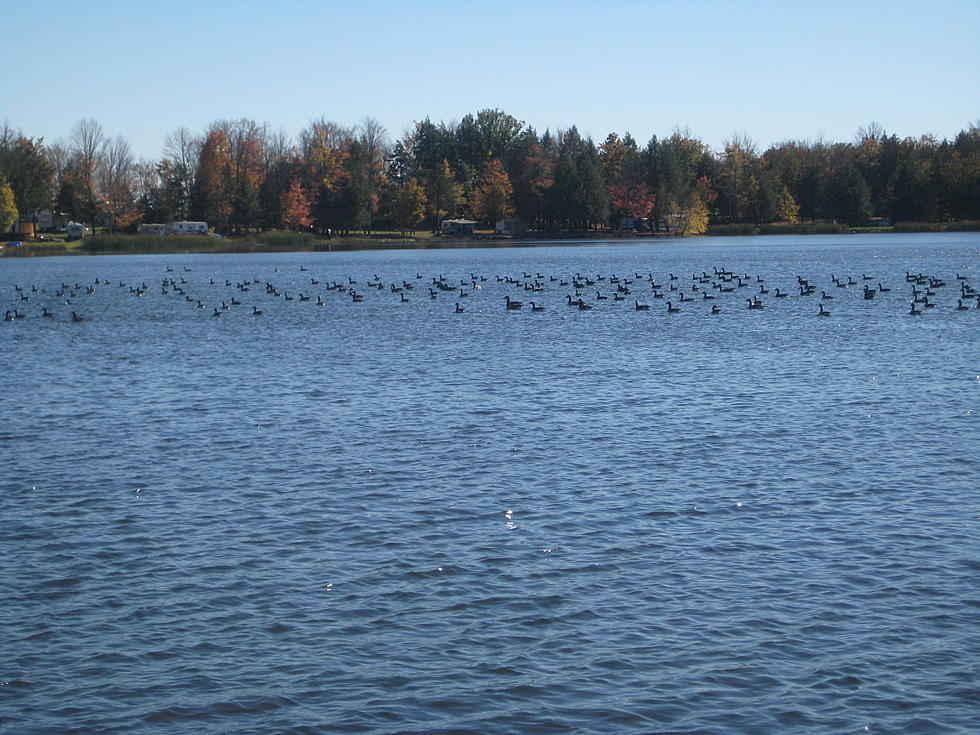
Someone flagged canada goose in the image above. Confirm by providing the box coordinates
[821,291,833,300]
[252,306,263,315]
[909,302,921,315]
[505,296,523,310]
[71,311,85,322]
[711,305,722,314]
[530,301,545,311]
[42,308,54,318]
[878,283,890,293]
[956,299,969,310]
[634,300,650,310]
[577,301,593,310]
[818,303,830,317]
[666,301,679,313]
[454,303,465,313]
[747,298,764,309]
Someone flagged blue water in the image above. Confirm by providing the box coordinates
[2,233,978,734]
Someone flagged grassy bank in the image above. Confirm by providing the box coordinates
[707,221,980,236]
[5,221,979,257]
[706,223,849,236]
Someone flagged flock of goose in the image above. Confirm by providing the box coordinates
[3,264,978,323]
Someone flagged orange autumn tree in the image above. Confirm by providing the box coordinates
[281,178,312,230]
[470,157,513,226]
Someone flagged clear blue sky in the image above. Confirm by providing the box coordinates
[4,0,978,159]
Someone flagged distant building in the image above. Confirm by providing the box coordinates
[137,223,168,236]
[169,220,208,235]
[11,218,36,237]
[66,222,86,240]
[440,218,477,236]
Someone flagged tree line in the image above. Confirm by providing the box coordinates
[1,112,978,238]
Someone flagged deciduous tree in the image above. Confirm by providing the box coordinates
[470,158,513,225]
[392,178,427,235]
[0,175,17,233]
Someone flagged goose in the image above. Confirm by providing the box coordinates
[747,298,764,309]
[212,308,222,317]
[42,308,54,318]
[595,291,608,300]
[530,301,545,311]
[454,302,465,313]
[71,311,85,322]
[566,294,583,307]
[702,292,715,300]
[956,299,969,311]
[634,300,650,310]
[577,301,593,310]
[400,293,409,303]
[252,306,263,315]
[505,296,523,310]
[821,291,834,300]
[909,302,921,316]
[878,283,890,293]
[818,303,830,317]
[666,301,680,313]
[710,305,722,315]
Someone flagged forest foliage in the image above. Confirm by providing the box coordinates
[1,113,978,237]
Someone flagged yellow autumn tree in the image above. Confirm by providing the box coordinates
[0,175,17,234]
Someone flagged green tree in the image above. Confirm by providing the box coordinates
[392,177,427,235]
[425,158,464,228]
[825,162,872,225]
[0,135,55,223]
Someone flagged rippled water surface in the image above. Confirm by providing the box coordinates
[2,233,978,734]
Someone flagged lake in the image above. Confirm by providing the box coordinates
[2,233,978,734]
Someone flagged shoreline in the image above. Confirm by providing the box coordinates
[3,223,977,258]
